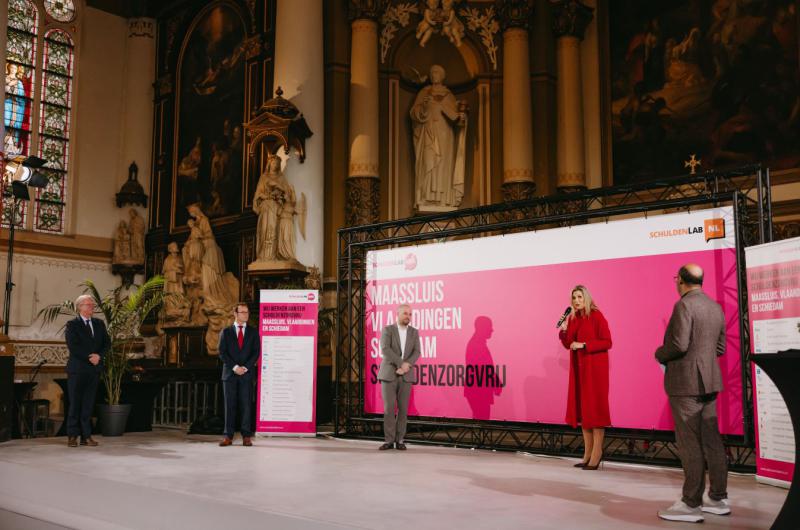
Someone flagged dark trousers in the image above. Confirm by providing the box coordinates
[223,375,253,438]
[67,372,99,438]
[669,395,729,507]
[381,378,412,443]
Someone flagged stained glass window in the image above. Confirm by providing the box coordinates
[34,30,74,233]
[44,0,76,23]
[3,1,78,234]
[3,0,39,228]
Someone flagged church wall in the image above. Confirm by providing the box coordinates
[71,8,129,239]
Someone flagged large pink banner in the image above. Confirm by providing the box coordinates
[365,248,743,435]
[256,290,318,436]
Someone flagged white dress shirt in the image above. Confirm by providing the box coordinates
[397,323,408,359]
[82,317,94,336]
[233,323,248,373]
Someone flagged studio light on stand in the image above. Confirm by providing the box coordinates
[2,154,48,335]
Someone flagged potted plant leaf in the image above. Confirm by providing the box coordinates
[39,276,164,436]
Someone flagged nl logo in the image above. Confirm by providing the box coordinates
[649,217,726,242]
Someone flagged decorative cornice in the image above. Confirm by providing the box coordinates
[0,231,112,263]
[503,27,529,44]
[349,0,386,22]
[14,343,70,367]
[349,162,380,177]
[557,171,586,187]
[0,252,112,272]
[496,0,532,31]
[551,0,593,40]
[503,168,535,182]
[351,18,379,34]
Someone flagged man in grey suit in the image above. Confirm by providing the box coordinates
[378,304,421,451]
[656,264,730,523]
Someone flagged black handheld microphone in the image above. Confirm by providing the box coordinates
[556,306,572,328]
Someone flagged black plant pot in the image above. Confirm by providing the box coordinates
[98,404,132,437]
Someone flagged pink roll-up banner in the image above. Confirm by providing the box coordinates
[745,237,799,488]
[256,289,318,436]
[365,206,744,435]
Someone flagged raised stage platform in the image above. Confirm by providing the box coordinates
[0,430,786,529]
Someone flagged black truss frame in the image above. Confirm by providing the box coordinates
[336,165,772,472]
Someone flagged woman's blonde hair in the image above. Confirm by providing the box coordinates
[571,284,598,316]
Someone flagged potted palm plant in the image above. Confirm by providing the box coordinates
[39,276,164,436]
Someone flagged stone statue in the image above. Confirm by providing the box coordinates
[253,153,283,261]
[415,0,464,48]
[112,220,132,264]
[416,0,440,47]
[304,266,322,290]
[162,241,190,324]
[186,203,239,354]
[180,218,206,326]
[186,204,232,306]
[128,209,145,264]
[250,154,306,267]
[409,64,467,211]
[441,0,464,47]
[275,168,306,261]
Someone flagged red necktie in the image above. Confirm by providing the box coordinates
[237,325,244,349]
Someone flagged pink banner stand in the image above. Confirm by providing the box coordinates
[256,289,318,436]
[746,237,799,489]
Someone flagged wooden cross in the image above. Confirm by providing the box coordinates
[684,154,701,175]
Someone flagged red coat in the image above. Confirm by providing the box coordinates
[559,309,612,429]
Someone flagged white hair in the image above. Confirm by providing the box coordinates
[74,294,95,309]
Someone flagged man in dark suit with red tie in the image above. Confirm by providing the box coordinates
[218,302,259,446]
[64,294,110,447]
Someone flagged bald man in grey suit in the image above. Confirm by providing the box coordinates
[656,264,730,523]
[378,304,421,451]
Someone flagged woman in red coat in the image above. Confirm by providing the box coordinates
[559,285,612,470]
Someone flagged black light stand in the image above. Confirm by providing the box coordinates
[2,156,48,336]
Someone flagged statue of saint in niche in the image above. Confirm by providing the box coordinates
[251,153,306,267]
[409,64,468,211]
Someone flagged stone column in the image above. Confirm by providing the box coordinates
[274,0,324,272]
[119,18,156,218]
[552,0,593,192]
[346,2,381,226]
[499,1,536,202]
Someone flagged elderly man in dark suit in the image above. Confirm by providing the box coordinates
[656,264,730,523]
[378,304,421,451]
[65,294,110,447]
[218,303,259,447]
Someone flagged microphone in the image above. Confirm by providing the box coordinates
[556,306,572,328]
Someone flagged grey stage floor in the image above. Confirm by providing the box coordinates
[0,430,787,530]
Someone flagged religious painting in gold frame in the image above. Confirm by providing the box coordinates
[172,2,247,228]
[602,0,800,185]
